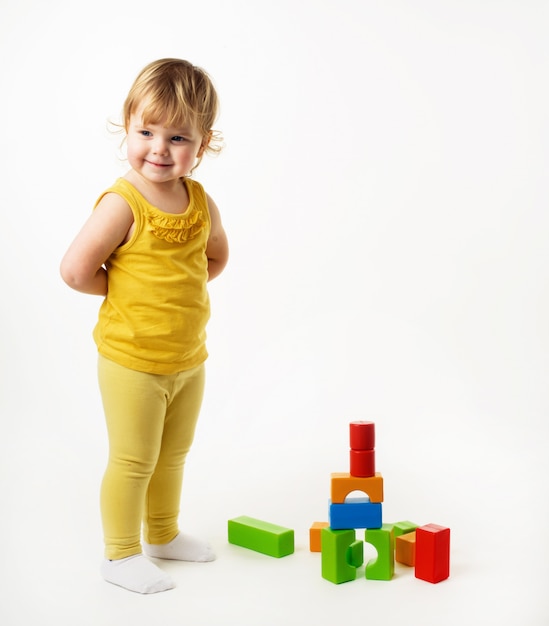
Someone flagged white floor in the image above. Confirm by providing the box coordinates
[1,405,547,626]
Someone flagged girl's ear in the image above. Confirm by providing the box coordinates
[197,131,213,157]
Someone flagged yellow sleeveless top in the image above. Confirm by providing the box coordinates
[93,177,211,374]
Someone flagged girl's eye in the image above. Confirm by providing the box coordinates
[172,136,186,143]
[140,130,152,137]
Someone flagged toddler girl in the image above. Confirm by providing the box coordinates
[60,58,228,594]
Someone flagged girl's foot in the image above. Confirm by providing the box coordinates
[100,554,175,594]
[144,533,216,562]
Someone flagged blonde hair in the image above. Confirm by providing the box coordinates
[121,58,222,169]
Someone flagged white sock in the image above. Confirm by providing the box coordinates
[100,554,175,594]
[144,533,216,562]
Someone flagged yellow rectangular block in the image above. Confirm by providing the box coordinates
[330,472,384,504]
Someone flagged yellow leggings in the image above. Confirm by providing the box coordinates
[97,355,205,560]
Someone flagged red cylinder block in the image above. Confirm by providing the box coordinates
[350,449,376,477]
[349,421,375,450]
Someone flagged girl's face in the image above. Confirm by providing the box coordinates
[126,103,206,185]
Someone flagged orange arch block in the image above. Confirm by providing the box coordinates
[330,472,384,504]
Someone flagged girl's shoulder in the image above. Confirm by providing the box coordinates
[184,177,207,203]
[95,177,146,210]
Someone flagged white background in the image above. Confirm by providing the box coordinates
[1,1,548,624]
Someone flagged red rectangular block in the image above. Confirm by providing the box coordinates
[415,523,450,583]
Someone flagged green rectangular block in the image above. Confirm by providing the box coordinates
[228,516,294,558]
[392,520,418,538]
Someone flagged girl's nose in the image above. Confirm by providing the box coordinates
[153,138,168,155]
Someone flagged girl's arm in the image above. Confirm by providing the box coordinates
[60,194,134,295]
[205,194,229,282]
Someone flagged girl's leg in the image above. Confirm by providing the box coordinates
[143,363,214,561]
[97,356,174,593]
[98,356,170,559]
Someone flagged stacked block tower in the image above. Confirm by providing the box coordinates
[311,421,450,585]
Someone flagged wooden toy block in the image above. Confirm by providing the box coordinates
[228,516,294,558]
[329,498,382,530]
[392,520,418,538]
[347,540,364,568]
[331,472,384,504]
[395,530,416,566]
[309,522,329,552]
[350,449,375,477]
[365,524,394,580]
[321,527,362,584]
[415,523,450,583]
[349,421,375,450]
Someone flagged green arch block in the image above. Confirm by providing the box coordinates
[365,524,395,581]
[321,528,363,584]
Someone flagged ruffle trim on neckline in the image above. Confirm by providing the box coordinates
[145,206,206,243]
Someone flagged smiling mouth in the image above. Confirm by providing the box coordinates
[147,161,171,167]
